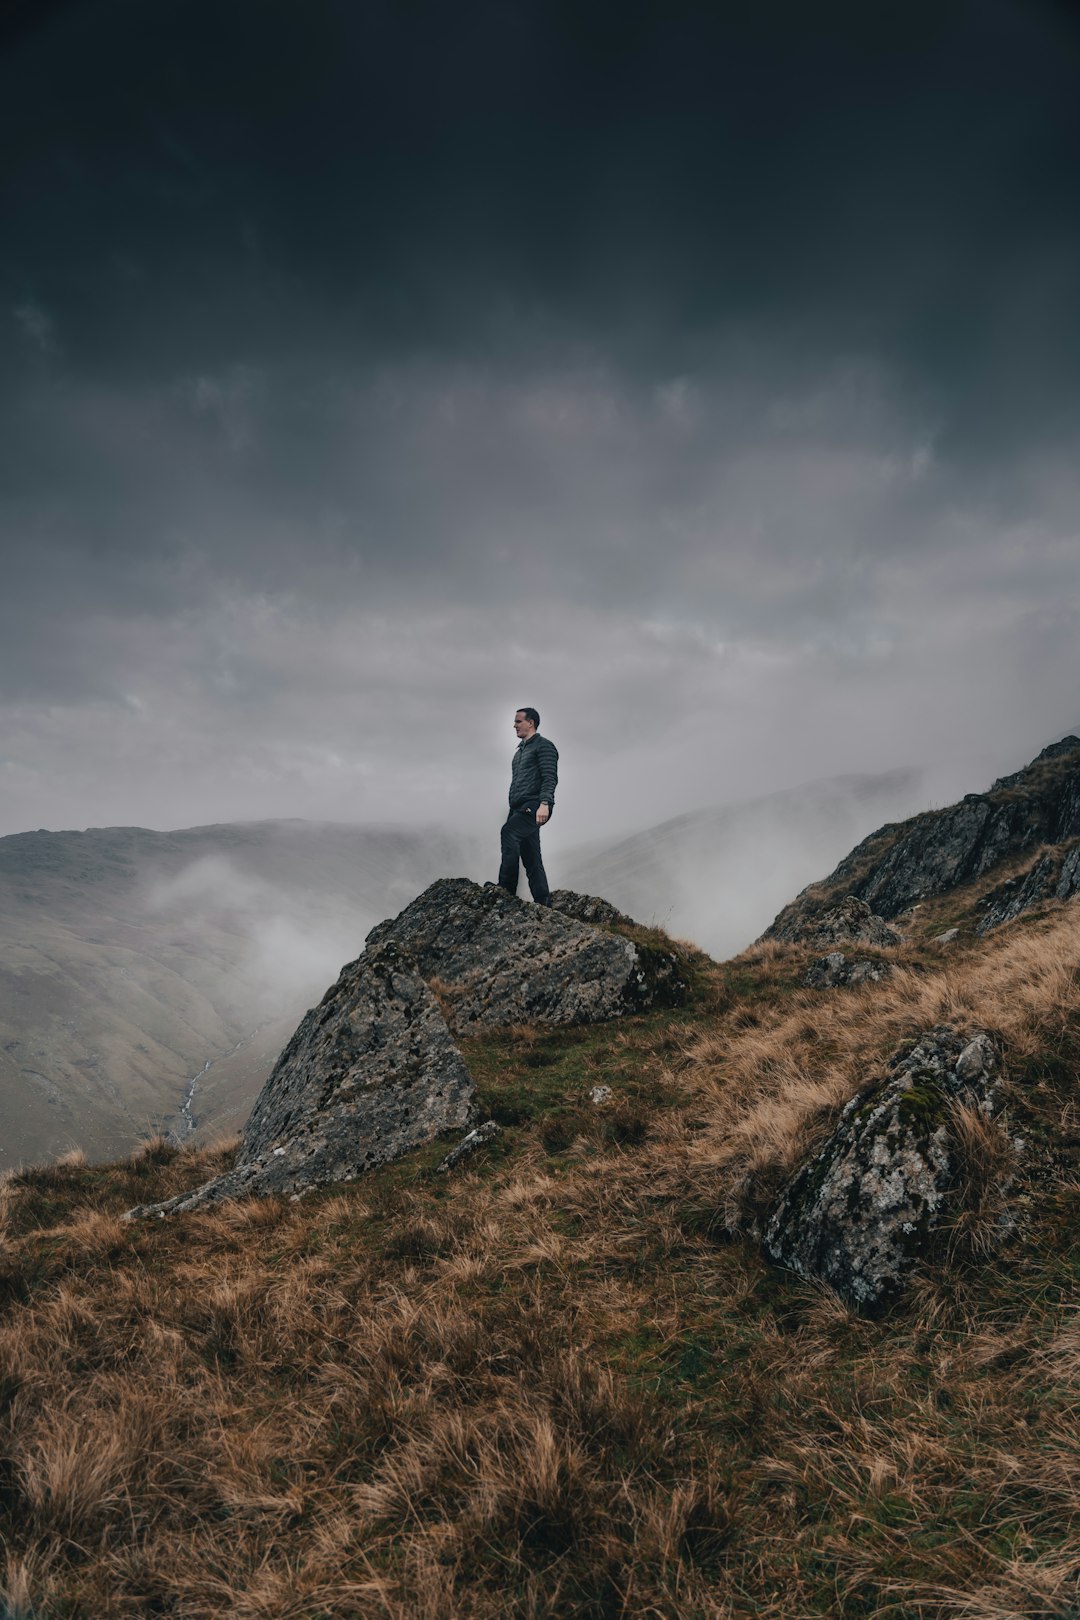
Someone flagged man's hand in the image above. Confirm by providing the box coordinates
[536,803,550,825]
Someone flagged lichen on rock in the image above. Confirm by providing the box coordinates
[366,877,687,1031]
[126,941,474,1218]
[763,1026,1004,1313]
[803,951,895,989]
[549,890,637,929]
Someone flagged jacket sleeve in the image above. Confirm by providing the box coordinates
[537,738,559,805]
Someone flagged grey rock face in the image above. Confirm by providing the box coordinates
[803,952,895,989]
[766,736,1080,940]
[975,853,1058,934]
[974,838,1080,934]
[549,890,637,930]
[126,942,474,1218]
[366,878,687,1031]
[832,799,1012,919]
[1057,841,1080,902]
[764,1027,1002,1313]
[437,1119,500,1173]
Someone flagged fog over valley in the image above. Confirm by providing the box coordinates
[0,819,483,1164]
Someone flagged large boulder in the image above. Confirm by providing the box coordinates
[807,896,901,948]
[764,1027,1003,1313]
[127,942,474,1218]
[365,878,688,1031]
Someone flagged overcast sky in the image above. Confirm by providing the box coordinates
[2,0,1079,841]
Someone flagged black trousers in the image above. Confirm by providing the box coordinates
[498,805,551,903]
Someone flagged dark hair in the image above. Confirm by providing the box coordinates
[516,706,540,728]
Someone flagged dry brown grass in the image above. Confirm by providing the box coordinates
[673,904,1080,1229]
[0,909,1076,1615]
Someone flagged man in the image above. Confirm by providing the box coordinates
[498,707,559,904]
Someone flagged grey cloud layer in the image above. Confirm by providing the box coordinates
[1,0,1078,838]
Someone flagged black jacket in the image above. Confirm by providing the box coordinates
[509,733,559,810]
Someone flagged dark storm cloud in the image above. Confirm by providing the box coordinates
[5,0,1079,385]
[1,0,1079,838]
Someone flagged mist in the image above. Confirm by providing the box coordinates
[563,767,915,957]
[144,854,376,1021]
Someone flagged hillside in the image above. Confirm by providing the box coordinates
[0,741,1078,1615]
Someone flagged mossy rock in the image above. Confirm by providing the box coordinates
[763,1027,1002,1314]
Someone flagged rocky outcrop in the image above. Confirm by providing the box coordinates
[974,839,1080,934]
[975,852,1058,934]
[366,878,688,1031]
[550,890,637,930]
[764,1027,1003,1313]
[805,896,900,948]
[765,737,1080,940]
[803,952,895,989]
[126,942,474,1218]
[990,734,1080,791]
[1060,841,1080,902]
[128,880,685,1217]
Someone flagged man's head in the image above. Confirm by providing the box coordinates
[514,707,539,739]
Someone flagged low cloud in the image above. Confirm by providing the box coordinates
[145,855,372,1019]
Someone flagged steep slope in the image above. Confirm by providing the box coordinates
[765,735,1080,943]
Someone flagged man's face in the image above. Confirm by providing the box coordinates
[514,711,536,739]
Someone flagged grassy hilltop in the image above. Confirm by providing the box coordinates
[0,875,1078,1619]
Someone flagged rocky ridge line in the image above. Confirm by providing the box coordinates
[764,735,1080,941]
